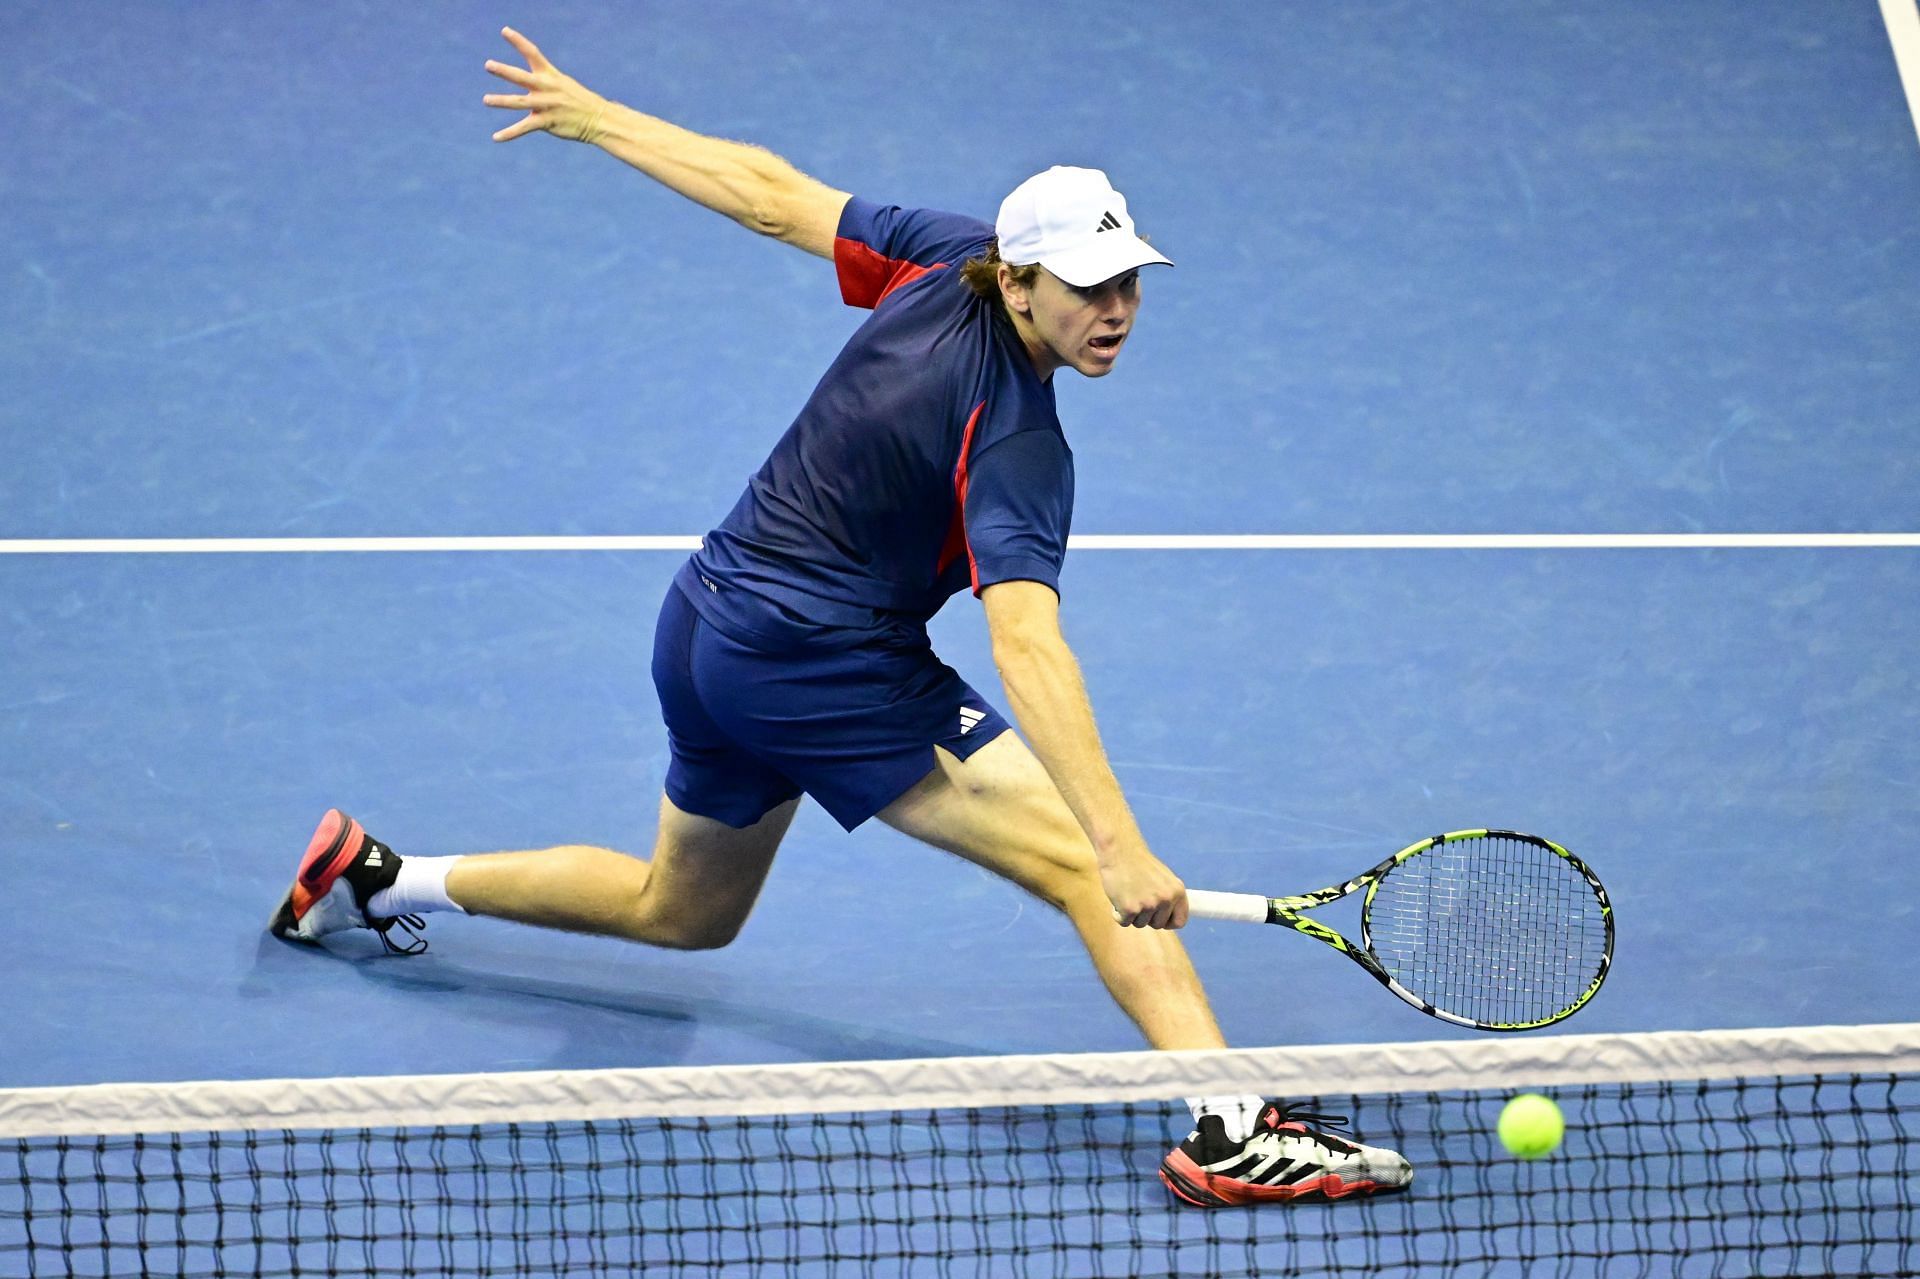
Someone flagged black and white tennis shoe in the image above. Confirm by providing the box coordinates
[1160,1101,1412,1207]
[269,809,426,955]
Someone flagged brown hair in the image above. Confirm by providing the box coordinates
[959,241,1041,315]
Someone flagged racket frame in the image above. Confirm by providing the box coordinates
[1185,828,1614,1032]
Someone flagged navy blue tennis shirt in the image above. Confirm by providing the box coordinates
[674,197,1074,651]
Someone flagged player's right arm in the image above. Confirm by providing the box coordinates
[982,579,1189,930]
[483,27,850,259]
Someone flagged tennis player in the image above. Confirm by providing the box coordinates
[270,26,1409,1207]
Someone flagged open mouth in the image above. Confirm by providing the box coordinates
[1089,333,1124,352]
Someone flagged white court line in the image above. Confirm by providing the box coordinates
[0,533,1916,554]
[1071,533,1920,550]
[1884,0,1920,151]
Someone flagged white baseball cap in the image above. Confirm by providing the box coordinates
[995,166,1173,288]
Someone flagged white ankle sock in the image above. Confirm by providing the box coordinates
[369,855,468,918]
[1186,1095,1267,1144]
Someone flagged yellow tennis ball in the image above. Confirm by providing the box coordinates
[1498,1093,1564,1159]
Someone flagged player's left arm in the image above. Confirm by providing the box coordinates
[483,27,850,259]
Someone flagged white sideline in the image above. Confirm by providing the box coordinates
[1884,0,1920,152]
[2,1022,1915,1139]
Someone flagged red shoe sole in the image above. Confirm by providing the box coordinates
[288,809,362,922]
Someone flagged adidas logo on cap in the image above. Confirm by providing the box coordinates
[1095,211,1122,233]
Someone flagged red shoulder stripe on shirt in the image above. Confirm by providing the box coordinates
[835,237,945,309]
[936,400,988,587]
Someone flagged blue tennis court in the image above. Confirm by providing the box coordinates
[3,2,1918,1272]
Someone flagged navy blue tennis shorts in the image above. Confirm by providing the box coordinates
[650,584,1011,831]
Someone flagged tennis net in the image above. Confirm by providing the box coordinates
[3,1022,1915,1277]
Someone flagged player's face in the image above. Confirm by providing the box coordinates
[1005,267,1142,380]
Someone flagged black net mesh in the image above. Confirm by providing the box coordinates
[4,1064,1914,1277]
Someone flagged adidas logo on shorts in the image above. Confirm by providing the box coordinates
[958,707,985,735]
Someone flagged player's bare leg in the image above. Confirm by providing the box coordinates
[877,731,1226,1051]
[874,734,1415,1204]
[444,795,800,948]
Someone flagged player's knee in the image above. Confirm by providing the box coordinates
[664,923,742,950]
[644,920,740,950]
[1022,851,1104,917]
[627,897,748,950]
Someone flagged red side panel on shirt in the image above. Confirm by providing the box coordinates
[836,237,945,309]
[935,401,988,589]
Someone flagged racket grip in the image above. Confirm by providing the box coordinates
[1184,889,1273,924]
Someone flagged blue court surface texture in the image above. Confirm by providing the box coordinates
[4,0,1919,1156]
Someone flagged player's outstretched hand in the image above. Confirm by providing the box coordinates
[483,26,611,144]
[1104,850,1189,930]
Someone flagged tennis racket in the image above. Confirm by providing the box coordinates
[1187,829,1612,1031]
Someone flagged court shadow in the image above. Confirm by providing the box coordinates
[243,929,990,1068]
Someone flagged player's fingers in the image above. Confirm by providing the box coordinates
[501,26,550,70]
[492,115,544,143]
[483,59,538,88]
[482,93,533,111]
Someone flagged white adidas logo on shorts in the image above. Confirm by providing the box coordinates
[958,707,985,735]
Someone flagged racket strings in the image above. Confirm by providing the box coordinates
[1365,834,1609,1026]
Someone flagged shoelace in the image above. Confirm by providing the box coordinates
[1266,1103,1360,1152]
[1270,1103,1354,1131]
[373,914,429,956]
